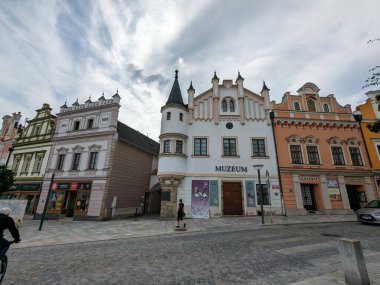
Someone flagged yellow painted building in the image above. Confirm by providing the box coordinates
[356,90,380,196]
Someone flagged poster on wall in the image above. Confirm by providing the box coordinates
[327,179,342,200]
[191,180,210,218]
[0,200,27,227]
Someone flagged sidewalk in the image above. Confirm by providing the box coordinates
[7,214,357,249]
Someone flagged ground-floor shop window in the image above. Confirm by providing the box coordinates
[48,191,66,210]
[256,184,270,205]
[75,191,90,211]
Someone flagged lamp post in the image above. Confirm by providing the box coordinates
[254,164,264,224]
[39,170,55,231]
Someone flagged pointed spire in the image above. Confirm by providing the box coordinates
[98,92,106,101]
[212,71,219,81]
[113,88,121,99]
[85,95,92,104]
[165,70,184,106]
[60,100,68,108]
[72,98,80,106]
[261,81,270,92]
[187,81,195,91]
[236,71,244,82]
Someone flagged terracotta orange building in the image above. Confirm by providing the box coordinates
[356,90,380,196]
[271,82,379,216]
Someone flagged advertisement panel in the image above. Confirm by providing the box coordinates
[191,180,210,218]
[327,179,342,201]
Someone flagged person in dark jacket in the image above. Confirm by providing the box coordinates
[176,199,186,228]
[0,207,21,259]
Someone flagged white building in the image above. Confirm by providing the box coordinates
[158,71,283,219]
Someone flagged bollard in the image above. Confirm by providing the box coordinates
[338,238,370,285]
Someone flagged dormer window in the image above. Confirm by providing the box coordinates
[307,99,316,112]
[229,100,235,112]
[73,121,80,130]
[222,100,227,112]
[294,102,301,111]
[323,104,330,112]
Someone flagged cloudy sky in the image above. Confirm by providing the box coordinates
[1,0,379,140]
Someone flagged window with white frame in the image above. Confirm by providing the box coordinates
[88,152,98,169]
[306,145,320,165]
[72,153,81,170]
[349,147,363,166]
[294,102,301,111]
[331,146,345,165]
[32,153,44,172]
[56,154,66,170]
[163,140,171,153]
[252,139,266,157]
[323,104,330,112]
[21,155,32,173]
[175,140,183,154]
[290,145,303,164]
[194,138,207,156]
[73,121,80,130]
[222,99,227,112]
[12,156,22,172]
[229,100,235,112]
[223,138,237,156]
[87,119,94,129]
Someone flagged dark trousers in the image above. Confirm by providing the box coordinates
[0,238,10,259]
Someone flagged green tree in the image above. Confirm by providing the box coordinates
[0,165,15,193]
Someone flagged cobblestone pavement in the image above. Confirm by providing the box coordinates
[4,222,380,285]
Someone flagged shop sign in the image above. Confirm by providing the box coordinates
[19,184,41,191]
[57,183,70,190]
[70,183,78,190]
[9,184,19,191]
[52,183,57,190]
[272,184,280,190]
[215,166,248,173]
[300,176,319,181]
[327,179,341,201]
[76,183,91,190]
[345,177,363,184]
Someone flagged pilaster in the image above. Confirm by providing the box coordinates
[338,176,351,209]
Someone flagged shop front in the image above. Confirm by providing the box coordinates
[47,181,91,220]
[0,183,41,215]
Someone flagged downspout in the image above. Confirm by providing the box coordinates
[270,111,286,216]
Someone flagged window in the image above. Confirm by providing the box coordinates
[56,154,66,171]
[87,119,94,129]
[306,146,320,165]
[179,113,183,121]
[256,184,270,205]
[307,99,316,112]
[349,147,363,166]
[166,112,171,120]
[21,155,32,173]
[323,104,330,112]
[33,125,41,136]
[290,145,303,164]
[331,146,345,165]
[33,154,44,172]
[73,121,80,130]
[252,139,266,157]
[12,157,21,172]
[163,140,171,153]
[75,191,90,211]
[222,100,227,112]
[72,153,81,170]
[223,138,237,156]
[229,100,235,112]
[294,102,301,111]
[176,140,183,154]
[194,138,207,156]
[88,152,98,169]
[377,145,380,157]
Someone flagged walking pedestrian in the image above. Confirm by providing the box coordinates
[176,199,186,228]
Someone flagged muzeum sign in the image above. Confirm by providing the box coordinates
[215,166,248,173]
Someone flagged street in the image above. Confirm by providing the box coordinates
[4,221,380,285]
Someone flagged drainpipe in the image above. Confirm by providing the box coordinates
[270,111,286,216]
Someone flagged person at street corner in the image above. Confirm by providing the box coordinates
[0,207,21,259]
[176,199,186,228]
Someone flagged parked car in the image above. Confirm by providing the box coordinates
[356,199,380,224]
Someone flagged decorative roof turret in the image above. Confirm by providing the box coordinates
[211,71,219,82]
[165,70,184,106]
[98,92,106,101]
[187,81,195,92]
[235,71,244,82]
[85,95,92,104]
[113,89,121,99]
[261,81,270,93]
[60,101,68,108]
[72,99,79,106]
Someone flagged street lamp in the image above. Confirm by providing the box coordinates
[39,169,55,231]
[253,164,264,224]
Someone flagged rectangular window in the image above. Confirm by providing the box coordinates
[73,121,80,130]
[33,125,41,136]
[194,138,207,156]
[163,140,171,153]
[56,154,66,171]
[179,113,183,121]
[33,154,44,172]
[88,152,98,169]
[72,153,81,170]
[12,157,21,172]
[252,139,266,157]
[290,145,303,164]
[87,119,94,129]
[306,145,320,165]
[166,112,171,120]
[223,138,237,156]
[331,146,345,165]
[377,145,380,156]
[256,184,270,205]
[21,155,32,173]
[349,147,363,166]
[176,140,183,154]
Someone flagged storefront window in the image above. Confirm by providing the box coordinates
[75,191,90,211]
[48,191,66,210]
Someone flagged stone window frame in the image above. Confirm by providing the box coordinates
[294,101,301,111]
[222,136,239,157]
[175,140,183,154]
[87,144,101,170]
[287,135,304,164]
[12,154,22,173]
[20,153,33,174]
[193,137,208,157]
[323,103,330,113]
[71,145,84,170]
[327,137,346,166]
[163,140,171,153]
[32,151,45,173]
[304,135,321,165]
[346,137,364,166]
[251,137,268,158]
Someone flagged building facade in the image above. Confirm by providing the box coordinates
[272,83,378,215]
[0,112,22,165]
[356,89,380,196]
[4,104,55,214]
[35,92,159,221]
[158,71,282,219]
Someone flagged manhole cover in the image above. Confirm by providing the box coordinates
[321,233,341,237]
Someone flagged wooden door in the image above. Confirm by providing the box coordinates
[223,182,243,215]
